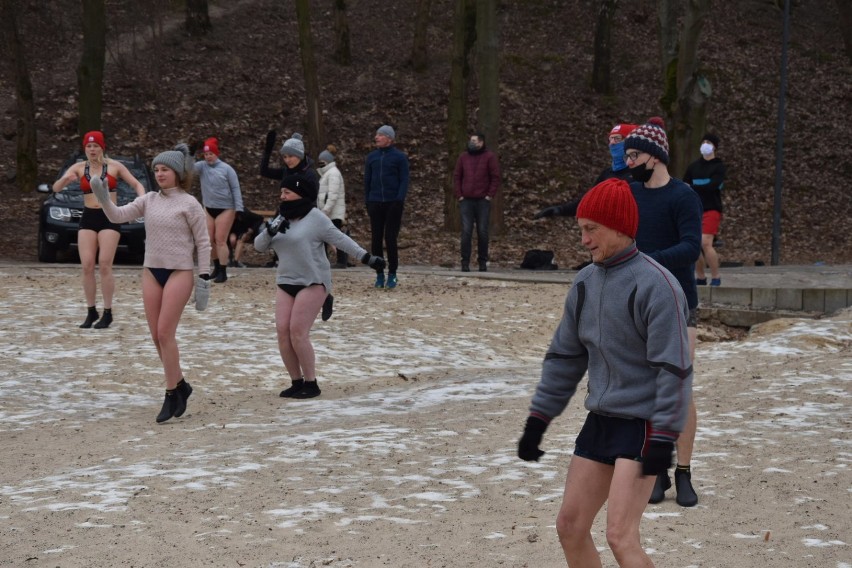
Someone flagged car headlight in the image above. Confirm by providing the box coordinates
[49,207,72,222]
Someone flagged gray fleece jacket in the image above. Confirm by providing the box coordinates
[253,208,367,295]
[529,243,692,442]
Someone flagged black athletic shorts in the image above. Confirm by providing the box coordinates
[79,207,120,233]
[573,412,648,465]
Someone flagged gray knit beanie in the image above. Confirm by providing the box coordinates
[376,125,396,140]
[280,132,305,159]
[151,143,194,181]
[318,149,335,163]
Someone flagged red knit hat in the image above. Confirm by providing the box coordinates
[576,178,638,238]
[609,123,637,139]
[82,131,105,150]
[202,137,219,156]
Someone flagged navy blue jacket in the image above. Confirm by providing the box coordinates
[364,146,410,203]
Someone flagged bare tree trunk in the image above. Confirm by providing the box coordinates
[411,0,432,72]
[445,0,476,231]
[476,0,503,233]
[332,0,352,65]
[295,0,325,162]
[591,0,618,95]
[77,0,106,135]
[657,0,711,176]
[185,0,211,37]
[1,0,37,192]
[836,0,852,64]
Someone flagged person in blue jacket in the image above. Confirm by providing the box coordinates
[364,125,409,289]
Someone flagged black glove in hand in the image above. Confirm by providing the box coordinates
[361,253,386,271]
[266,214,289,237]
[642,440,674,476]
[533,205,561,220]
[517,415,549,462]
[264,130,277,154]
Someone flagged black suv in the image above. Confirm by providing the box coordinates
[36,152,154,262]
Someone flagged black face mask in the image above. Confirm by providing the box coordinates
[628,160,654,183]
[279,198,315,220]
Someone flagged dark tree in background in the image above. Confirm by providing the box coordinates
[295,0,325,161]
[332,0,352,65]
[1,0,37,191]
[836,0,852,64]
[77,0,106,135]
[591,0,618,95]
[444,0,477,231]
[411,0,432,71]
[475,0,502,232]
[658,0,711,177]
[185,0,211,37]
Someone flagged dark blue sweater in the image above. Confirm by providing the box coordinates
[364,146,410,203]
[630,178,702,310]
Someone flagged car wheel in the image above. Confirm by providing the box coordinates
[38,231,58,262]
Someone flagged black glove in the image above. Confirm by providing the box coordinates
[264,130,277,154]
[533,205,561,220]
[266,214,289,237]
[361,253,386,271]
[642,440,674,476]
[517,415,549,462]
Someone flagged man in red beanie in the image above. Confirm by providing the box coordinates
[518,178,692,567]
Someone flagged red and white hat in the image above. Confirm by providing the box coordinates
[82,131,106,150]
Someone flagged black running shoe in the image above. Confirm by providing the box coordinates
[675,469,698,507]
[291,380,321,399]
[279,378,305,398]
[649,473,671,504]
[174,379,192,418]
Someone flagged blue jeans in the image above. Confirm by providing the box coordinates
[459,198,491,265]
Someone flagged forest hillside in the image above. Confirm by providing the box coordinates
[1,0,849,267]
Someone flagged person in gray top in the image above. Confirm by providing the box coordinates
[517,178,692,567]
[194,137,244,283]
[254,173,385,399]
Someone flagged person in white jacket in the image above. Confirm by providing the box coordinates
[317,145,349,268]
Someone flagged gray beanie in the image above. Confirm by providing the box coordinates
[376,125,396,140]
[151,143,194,181]
[318,149,335,163]
[280,132,305,159]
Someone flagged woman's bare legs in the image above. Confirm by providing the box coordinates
[275,285,326,380]
[77,229,99,307]
[141,269,193,389]
[96,229,120,309]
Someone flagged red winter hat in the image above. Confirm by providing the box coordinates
[82,131,106,150]
[624,117,669,164]
[576,178,638,239]
[609,123,637,139]
[202,137,219,156]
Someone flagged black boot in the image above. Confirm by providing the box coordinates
[156,389,180,423]
[674,467,698,507]
[649,473,671,504]
[211,260,222,280]
[322,294,334,321]
[292,379,321,399]
[80,306,99,329]
[213,265,228,283]
[93,308,113,329]
[279,378,305,398]
[174,378,192,418]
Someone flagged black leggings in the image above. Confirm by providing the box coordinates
[367,200,404,273]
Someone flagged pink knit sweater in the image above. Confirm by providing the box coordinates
[100,187,211,271]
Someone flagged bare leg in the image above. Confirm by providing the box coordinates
[605,459,657,567]
[556,455,611,567]
[77,230,99,307]
[701,233,720,280]
[96,229,120,309]
[275,285,326,381]
[214,210,236,266]
[142,269,193,389]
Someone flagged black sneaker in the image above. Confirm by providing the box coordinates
[461,263,470,272]
[322,294,334,321]
[213,269,228,283]
[156,390,179,423]
[93,309,113,329]
[174,379,192,418]
[649,473,671,504]
[291,380,321,399]
[478,262,487,272]
[279,378,305,398]
[674,469,698,507]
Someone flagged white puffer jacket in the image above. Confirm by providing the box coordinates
[317,162,346,222]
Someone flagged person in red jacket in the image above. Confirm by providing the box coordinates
[453,132,501,272]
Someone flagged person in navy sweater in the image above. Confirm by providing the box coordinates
[364,125,409,289]
[684,133,726,286]
[623,117,703,507]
